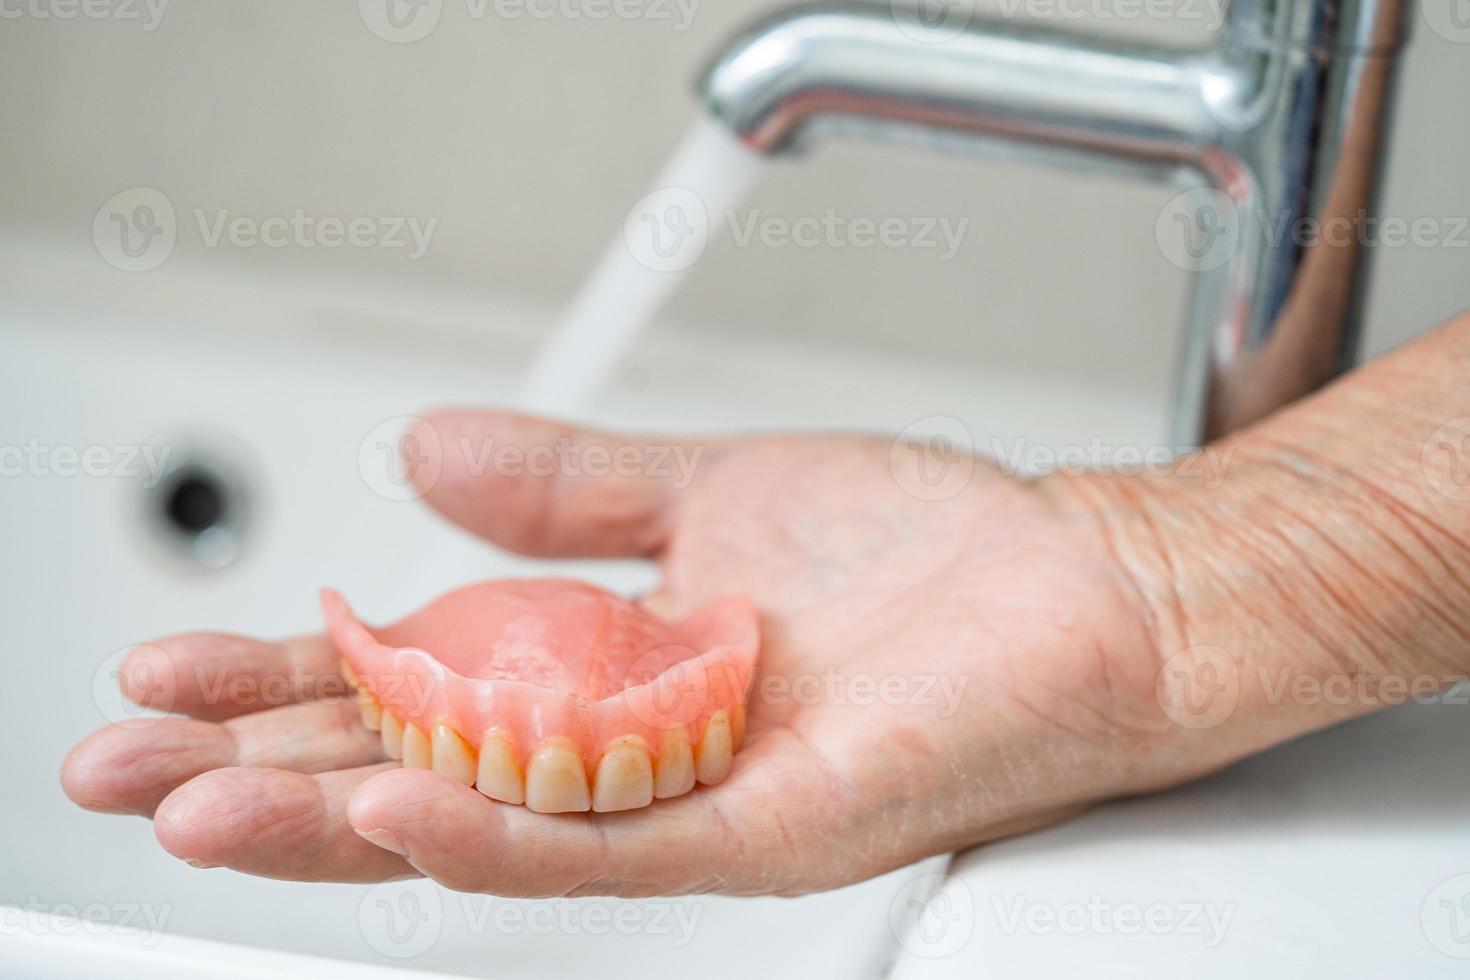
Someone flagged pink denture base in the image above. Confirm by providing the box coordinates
[320,579,759,764]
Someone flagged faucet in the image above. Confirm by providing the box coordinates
[697,0,1408,444]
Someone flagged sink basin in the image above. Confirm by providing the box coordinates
[11,240,1144,979]
[21,239,1459,979]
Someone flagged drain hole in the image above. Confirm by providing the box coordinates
[165,470,227,535]
[148,457,248,570]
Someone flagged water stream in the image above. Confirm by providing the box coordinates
[409,119,760,583]
[518,117,764,415]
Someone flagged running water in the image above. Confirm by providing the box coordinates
[406,120,759,585]
[518,117,764,415]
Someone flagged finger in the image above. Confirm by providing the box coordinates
[410,410,717,559]
[345,736,840,898]
[153,764,413,882]
[119,632,346,720]
[62,698,384,817]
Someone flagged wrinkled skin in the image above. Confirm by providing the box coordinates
[61,411,1211,898]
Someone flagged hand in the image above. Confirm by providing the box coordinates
[58,411,1226,896]
[61,312,1470,897]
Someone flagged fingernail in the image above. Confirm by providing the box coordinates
[183,858,217,869]
[357,827,406,855]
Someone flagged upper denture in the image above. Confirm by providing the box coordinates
[321,579,758,813]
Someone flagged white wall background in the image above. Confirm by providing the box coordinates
[1,0,1465,415]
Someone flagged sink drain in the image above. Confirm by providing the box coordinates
[164,468,227,536]
[145,452,251,570]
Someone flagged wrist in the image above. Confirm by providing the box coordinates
[1047,333,1470,770]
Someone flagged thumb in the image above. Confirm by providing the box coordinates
[406,410,716,559]
[344,747,837,898]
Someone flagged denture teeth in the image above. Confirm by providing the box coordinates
[322,580,760,811]
[431,724,476,785]
[525,739,591,814]
[402,723,432,769]
[358,692,383,731]
[380,712,405,761]
[653,727,696,800]
[694,710,734,786]
[340,659,384,730]
[592,737,654,813]
[356,684,738,805]
[475,733,525,805]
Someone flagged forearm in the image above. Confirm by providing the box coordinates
[1074,312,1470,761]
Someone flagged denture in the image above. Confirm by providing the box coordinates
[321,580,758,814]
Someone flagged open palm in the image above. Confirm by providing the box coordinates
[63,410,1180,897]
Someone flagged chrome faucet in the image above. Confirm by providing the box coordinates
[698,0,1408,444]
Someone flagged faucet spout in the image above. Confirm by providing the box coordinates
[697,0,1408,444]
[701,3,1222,167]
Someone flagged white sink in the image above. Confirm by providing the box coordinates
[5,244,1158,980]
[12,244,1461,979]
